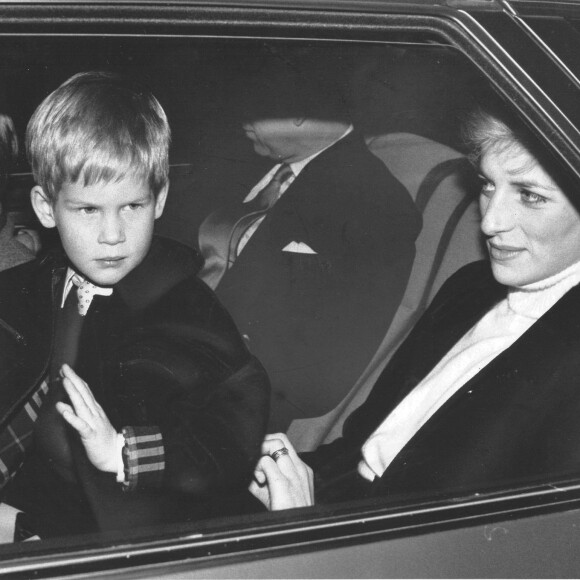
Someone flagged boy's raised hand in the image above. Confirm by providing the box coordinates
[56,364,119,473]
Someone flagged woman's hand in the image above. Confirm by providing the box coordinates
[55,363,119,473]
[249,433,314,511]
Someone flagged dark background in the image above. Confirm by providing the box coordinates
[0,37,494,247]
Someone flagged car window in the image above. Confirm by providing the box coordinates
[1,9,580,577]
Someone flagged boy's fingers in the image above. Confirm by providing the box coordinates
[55,401,73,417]
[60,363,82,382]
[61,377,95,418]
[61,364,94,404]
[60,367,100,417]
[56,402,92,437]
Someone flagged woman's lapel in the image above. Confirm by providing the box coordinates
[430,280,580,419]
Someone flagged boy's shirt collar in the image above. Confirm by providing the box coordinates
[61,267,113,311]
[54,238,200,312]
[61,268,78,308]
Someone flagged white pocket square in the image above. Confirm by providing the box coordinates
[282,241,317,254]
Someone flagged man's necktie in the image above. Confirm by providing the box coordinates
[228,163,293,260]
[198,163,293,289]
[71,274,113,316]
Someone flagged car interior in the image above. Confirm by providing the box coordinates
[4,37,495,451]
[1,24,580,576]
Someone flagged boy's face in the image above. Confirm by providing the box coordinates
[31,176,168,286]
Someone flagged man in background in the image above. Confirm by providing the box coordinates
[198,57,421,432]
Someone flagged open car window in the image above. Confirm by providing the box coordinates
[0,4,580,578]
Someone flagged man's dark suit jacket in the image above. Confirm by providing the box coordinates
[0,237,270,536]
[213,131,421,431]
[307,261,580,503]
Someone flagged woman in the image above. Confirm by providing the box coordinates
[250,107,580,510]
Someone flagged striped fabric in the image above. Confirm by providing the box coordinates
[0,380,49,490]
[121,426,165,491]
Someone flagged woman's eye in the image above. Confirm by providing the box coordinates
[520,190,547,206]
[478,177,494,196]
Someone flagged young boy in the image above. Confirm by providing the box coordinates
[0,72,270,537]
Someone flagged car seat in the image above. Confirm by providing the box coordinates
[288,132,486,451]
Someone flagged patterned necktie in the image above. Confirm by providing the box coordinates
[198,163,293,289]
[252,163,294,210]
[228,163,293,261]
[71,274,113,316]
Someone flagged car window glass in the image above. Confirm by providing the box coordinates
[0,33,579,576]
[522,15,580,78]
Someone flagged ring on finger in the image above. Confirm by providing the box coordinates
[270,447,290,462]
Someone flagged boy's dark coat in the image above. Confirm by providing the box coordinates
[0,236,270,534]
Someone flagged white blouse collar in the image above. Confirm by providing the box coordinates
[507,260,580,319]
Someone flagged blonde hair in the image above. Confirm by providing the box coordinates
[27,71,170,200]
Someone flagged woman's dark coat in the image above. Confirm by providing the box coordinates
[308,261,580,502]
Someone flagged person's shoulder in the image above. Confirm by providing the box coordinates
[433,260,496,302]
[0,252,46,291]
[454,259,493,280]
[313,130,380,169]
[122,237,236,324]
[443,260,492,286]
[126,240,252,366]
[148,236,203,274]
[318,131,414,198]
[0,252,60,330]
[115,236,203,308]
[147,237,208,301]
[305,131,412,197]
